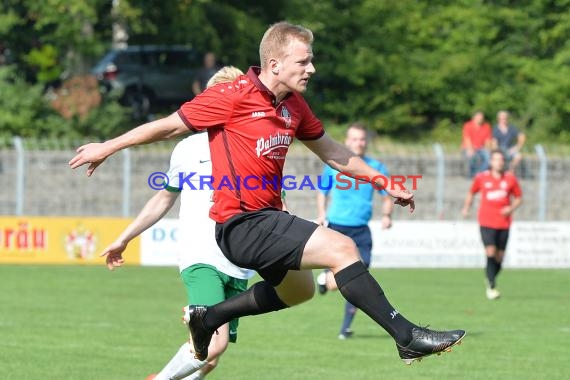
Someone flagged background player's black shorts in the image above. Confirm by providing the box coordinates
[480,226,510,250]
[215,208,319,286]
[328,223,372,267]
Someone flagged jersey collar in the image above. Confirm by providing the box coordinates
[247,66,292,106]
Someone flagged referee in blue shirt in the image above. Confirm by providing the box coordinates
[316,122,393,340]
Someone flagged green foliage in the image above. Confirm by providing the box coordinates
[0,66,54,136]
[22,44,61,83]
[0,8,21,35]
[0,0,569,144]
[287,0,570,143]
[74,100,131,139]
[121,0,284,69]
[0,65,129,141]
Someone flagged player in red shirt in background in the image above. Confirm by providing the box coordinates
[462,150,523,300]
[70,21,466,367]
[462,111,492,178]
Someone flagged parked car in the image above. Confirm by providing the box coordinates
[91,45,202,118]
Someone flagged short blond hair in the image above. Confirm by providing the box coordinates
[206,66,244,88]
[259,21,313,70]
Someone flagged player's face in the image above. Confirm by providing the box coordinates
[276,38,315,93]
[345,128,367,156]
[490,152,505,172]
[473,112,484,125]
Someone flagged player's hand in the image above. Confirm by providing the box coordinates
[381,215,392,229]
[315,215,327,226]
[500,206,513,216]
[390,189,415,213]
[68,142,109,176]
[461,207,469,218]
[100,240,127,271]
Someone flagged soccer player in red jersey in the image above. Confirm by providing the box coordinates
[462,150,523,300]
[70,21,465,365]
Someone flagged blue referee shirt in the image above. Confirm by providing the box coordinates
[320,156,389,227]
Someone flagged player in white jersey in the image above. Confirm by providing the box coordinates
[101,67,253,380]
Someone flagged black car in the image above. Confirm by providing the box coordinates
[92,45,202,118]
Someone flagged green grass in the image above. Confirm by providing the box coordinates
[1,266,568,380]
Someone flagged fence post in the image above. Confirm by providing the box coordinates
[122,148,131,217]
[13,136,25,216]
[432,143,445,218]
[535,144,548,221]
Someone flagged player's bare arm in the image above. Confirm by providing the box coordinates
[501,196,523,216]
[381,196,393,229]
[461,191,475,218]
[101,190,179,270]
[69,112,190,176]
[303,133,415,211]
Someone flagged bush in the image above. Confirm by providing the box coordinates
[0,66,130,141]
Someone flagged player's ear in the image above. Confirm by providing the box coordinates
[269,58,280,75]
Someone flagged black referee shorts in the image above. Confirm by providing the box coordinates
[480,226,510,251]
[215,208,319,286]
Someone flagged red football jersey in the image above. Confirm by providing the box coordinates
[470,171,522,229]
[177,67,324,223]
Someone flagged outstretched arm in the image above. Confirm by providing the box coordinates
[302,133,415,212]
[69,112,190,176]
[101,190,179,270]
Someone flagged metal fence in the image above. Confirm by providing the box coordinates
[1,137,568,222]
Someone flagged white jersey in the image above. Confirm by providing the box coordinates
[166,132,254,280]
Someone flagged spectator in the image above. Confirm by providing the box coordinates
[192,52,218,96]
[462,111,492,178]
[492,111,526,172]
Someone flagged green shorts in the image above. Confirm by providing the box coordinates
[181,264,248,343]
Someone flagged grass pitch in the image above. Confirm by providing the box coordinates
[0,265,568,380]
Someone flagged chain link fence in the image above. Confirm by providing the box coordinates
[1,137,569,222]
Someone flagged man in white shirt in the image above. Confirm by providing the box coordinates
[101,67,252,380]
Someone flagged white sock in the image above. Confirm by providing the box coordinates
[154,342,207,380]
[182,371,204,380]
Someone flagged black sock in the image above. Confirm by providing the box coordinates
[486,257,500,288]
[203,281,288,331]
[335,261,415,345]
[495,260,502,284]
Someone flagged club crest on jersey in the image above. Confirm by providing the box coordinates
[280,106,292,128]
